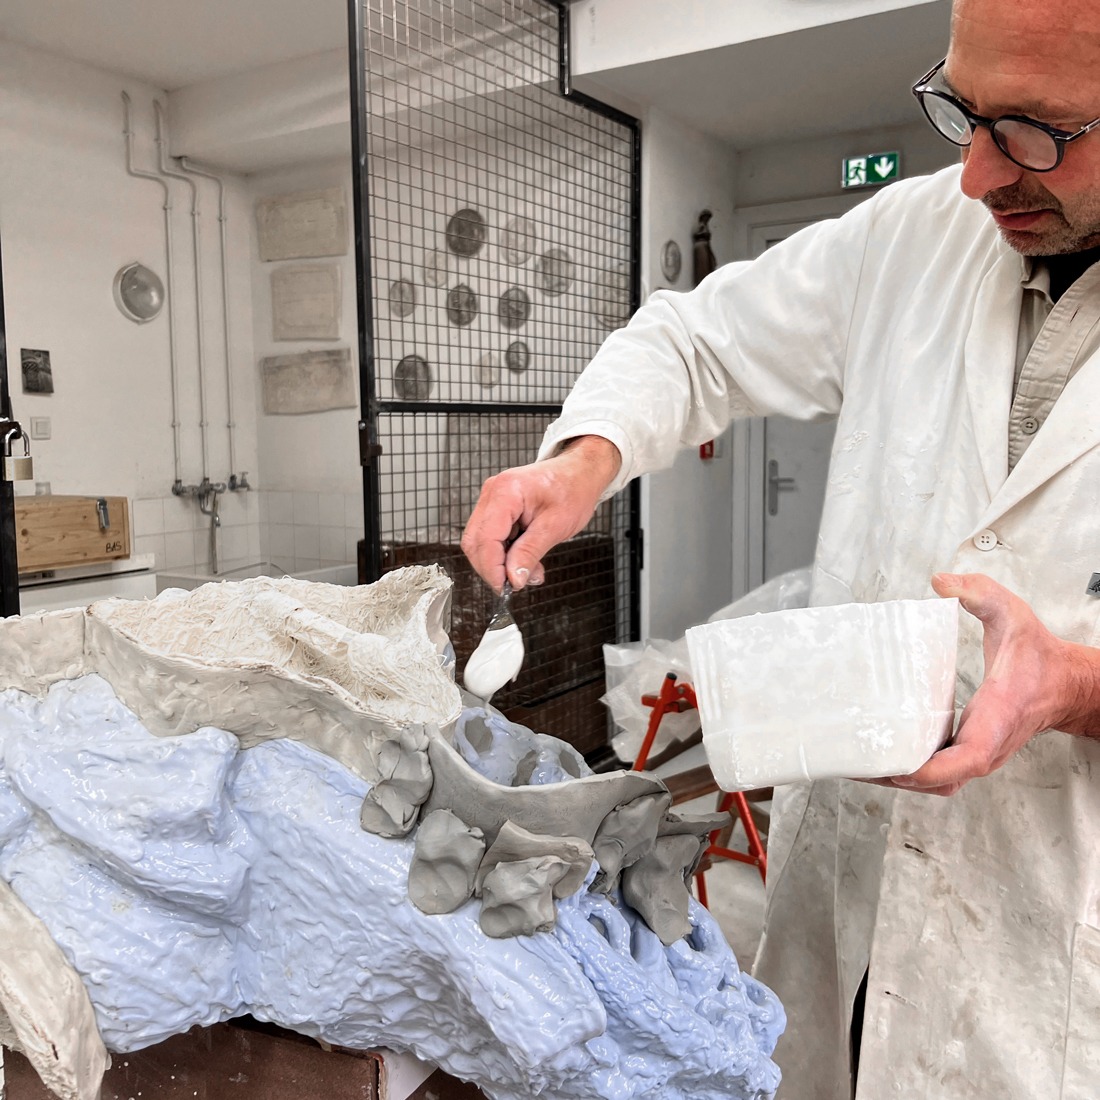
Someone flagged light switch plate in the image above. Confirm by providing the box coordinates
[29,416,51,440]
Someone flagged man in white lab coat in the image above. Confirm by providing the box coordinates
[462,0,1100,1096]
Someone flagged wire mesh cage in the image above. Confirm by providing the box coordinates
[352,0,639,757]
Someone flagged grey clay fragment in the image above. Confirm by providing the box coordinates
[359,725,433,837]
[408,810,486,915]
[385,728,734,940]
[621,833,705,946]
[590,792,672,893]
[475,820,594,900]
[418,729,667,852]
[480,857,570,938]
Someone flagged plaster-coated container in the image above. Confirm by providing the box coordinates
[685,598,959,790]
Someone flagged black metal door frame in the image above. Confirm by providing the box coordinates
[0,228,21,617]
[345,0,642,641]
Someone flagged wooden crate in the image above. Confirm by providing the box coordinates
[15,495,130,573]
[3,1018,490,1099]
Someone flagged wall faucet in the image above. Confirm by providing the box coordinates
[173,479,226,573]
[196,478,226,520]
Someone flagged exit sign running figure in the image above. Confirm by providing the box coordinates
[842,151,901,189]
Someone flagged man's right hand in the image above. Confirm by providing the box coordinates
[460,435,622,592]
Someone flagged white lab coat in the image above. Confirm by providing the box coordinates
[539,165,1100,1099]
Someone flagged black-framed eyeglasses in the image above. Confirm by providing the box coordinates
[912,58,1100,172]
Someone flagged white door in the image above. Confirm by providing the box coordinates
[762,413,836,580]
[730,197,865,596]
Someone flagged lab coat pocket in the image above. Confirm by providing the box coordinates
[1060,922,1100,1099]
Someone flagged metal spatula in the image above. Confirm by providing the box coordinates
[488,580,515,629]
[463,580,526,701]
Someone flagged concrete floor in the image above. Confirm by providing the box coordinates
[696,843,768,968]
[654,743,768,970]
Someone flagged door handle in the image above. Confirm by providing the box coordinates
[767,459,796,516]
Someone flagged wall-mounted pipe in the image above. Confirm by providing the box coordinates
[121,91,183,491]
[154,100,210,483]
[179,156,247,490]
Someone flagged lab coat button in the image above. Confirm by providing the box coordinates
[974,530,998,551]
[1021,416,1039,435]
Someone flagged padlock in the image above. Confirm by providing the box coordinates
[3,429,34,481]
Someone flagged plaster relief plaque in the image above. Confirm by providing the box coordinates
[389,278,418,318]
[260,348,356,414]
[395,354,433,400]
[446,284,479,327]
[505,341,530,373]
[271,264,342,341]
[498,287,530,330]
[423,248,449,287]
[476,352,501,388]
[660,240,682,283]
[256,188,348,262]
[445,208,487,257]
[499,216,536,265]
[536,248,575,296]
[590,262,632,329]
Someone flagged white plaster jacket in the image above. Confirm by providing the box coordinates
[539,165,1100,1099]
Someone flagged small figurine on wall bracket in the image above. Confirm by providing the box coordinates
[692,209,717,287]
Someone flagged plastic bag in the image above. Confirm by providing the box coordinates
[705,567,812,624]
[602,567,813,763]
[602,637,696,763]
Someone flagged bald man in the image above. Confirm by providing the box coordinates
[463,2,1100,1096]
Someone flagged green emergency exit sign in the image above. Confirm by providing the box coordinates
[842,151,900,189]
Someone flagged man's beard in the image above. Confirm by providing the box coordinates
[984,181,1100,255]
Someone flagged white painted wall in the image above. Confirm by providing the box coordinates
[736,120,955,208]
[571,0,941,73]
[638,108,738,641]
[0,39,258,503]
[169,49,350,175]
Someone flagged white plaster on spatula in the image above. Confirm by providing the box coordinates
[463,623,525,701]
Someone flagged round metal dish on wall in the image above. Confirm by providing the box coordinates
[500,216,536,265]
[422,249,448,288]
[535,247,575,296]
[394,354,433,400]
[505,341,531,373]
[590,262,632,329]
[388,278,417,317]
[446,284,479,326]
[498,287,530,330]
[445,208,487,257]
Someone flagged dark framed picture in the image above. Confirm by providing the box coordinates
[21,348,54,394]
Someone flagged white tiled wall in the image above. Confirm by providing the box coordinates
[133,489,363,576]
[261,490,364,574]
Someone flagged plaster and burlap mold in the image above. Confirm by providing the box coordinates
[687,596,959,790]
[86,567,462,776]
[0,879,108,1100]
[0,566,785,1100]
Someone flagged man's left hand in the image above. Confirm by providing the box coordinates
[886,572,1100,796]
